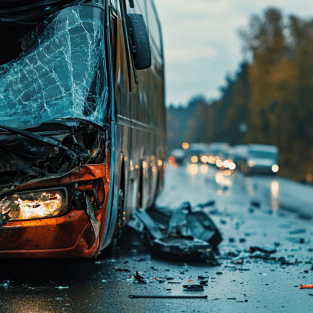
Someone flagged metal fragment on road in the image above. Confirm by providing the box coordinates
[183,284,204,291]
[129,294,208,299]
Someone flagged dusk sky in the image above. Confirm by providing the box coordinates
[154,0,313,107]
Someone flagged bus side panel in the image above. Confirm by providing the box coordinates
[146,0,166,205]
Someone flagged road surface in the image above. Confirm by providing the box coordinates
[1,163,313,312]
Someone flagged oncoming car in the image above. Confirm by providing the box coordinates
[0,0,166,258]
[244,144,279,175]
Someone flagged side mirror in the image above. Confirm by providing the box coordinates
[127,13,151,70]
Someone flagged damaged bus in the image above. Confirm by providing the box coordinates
[0,0,166,258]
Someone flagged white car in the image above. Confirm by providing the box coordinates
[245,144,279,174]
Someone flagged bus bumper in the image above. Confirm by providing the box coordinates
[0,163,110,258]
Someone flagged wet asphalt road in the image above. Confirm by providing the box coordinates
[1,163,313,312]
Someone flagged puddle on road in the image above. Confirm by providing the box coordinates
[271,180,279,210]
[187,164,214,186]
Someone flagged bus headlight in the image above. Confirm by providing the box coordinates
[0,188,68,221]
[272,164,279,173]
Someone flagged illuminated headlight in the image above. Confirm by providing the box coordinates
[191,156,198,163]
[228,162,236,170]
[272,164,279,173]
[208,156,215,164]
[216,159,223,168]
[200,155,208,163]
[223,160,229,168]
[248,160,255,167]
[0,188,68,221]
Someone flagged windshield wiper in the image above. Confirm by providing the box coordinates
[0,124,93,159]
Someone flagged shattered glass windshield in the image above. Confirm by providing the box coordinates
[0,5,108,128]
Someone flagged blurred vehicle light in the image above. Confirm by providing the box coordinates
[272,164,279,173]
[182,142,189,150]
[223,160,229,168]
[191,156,198,163]
[216,159,223,168]
[208,156,215,164]
[228,162,236,170]
[200,155,208,163]
[248,160,255,167]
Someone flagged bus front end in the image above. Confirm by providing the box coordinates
[0,1,112,258]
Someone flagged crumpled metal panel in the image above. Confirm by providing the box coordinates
[0,162,110,258]
[0,5,108,128]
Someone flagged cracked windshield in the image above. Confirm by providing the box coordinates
[1,1,313,312]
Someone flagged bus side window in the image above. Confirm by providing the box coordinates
[114,2,130,118]
[146,0,164,129]
[127,0,150,124]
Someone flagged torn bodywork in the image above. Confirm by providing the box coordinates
[0,121,111,258]
[0,3,112,258]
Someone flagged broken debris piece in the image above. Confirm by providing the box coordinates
[183,284,204,291]
[199,280,208,286]
[133,272,147,284]
[129,201,222,262]
[151,237,214,262]
[114,267,131,272]
[300,284,313,289]
[0,280,10,290]
[246,246,277,254]
[197,200,215,208]
[136,209,165,240]
[129,294,208,299]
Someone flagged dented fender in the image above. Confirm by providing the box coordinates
[0,154,111,258]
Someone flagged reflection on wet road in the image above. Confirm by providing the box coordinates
[1,162,313,312]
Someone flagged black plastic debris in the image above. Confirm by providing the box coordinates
[198,276,209,279]
[133,272,147,284]
[250,201,261,208]
[205,259,221,266]
[127,214,145,232]
[183,284,204,291]
[151,237,213,262]
[246,246,277,254]
[0,280,10,289]
[197,200,215,208]
[167,202,222,248]
[144,205,172,228]
[129,201,222,262]
[199,280,208,286]
[135,209,165,240]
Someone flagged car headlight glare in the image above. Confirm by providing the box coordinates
[0,188,68,221]
[272,164,279,173]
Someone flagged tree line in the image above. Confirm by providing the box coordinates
[167,7,313,181]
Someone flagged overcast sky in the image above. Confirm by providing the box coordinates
[154,0,313,107]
